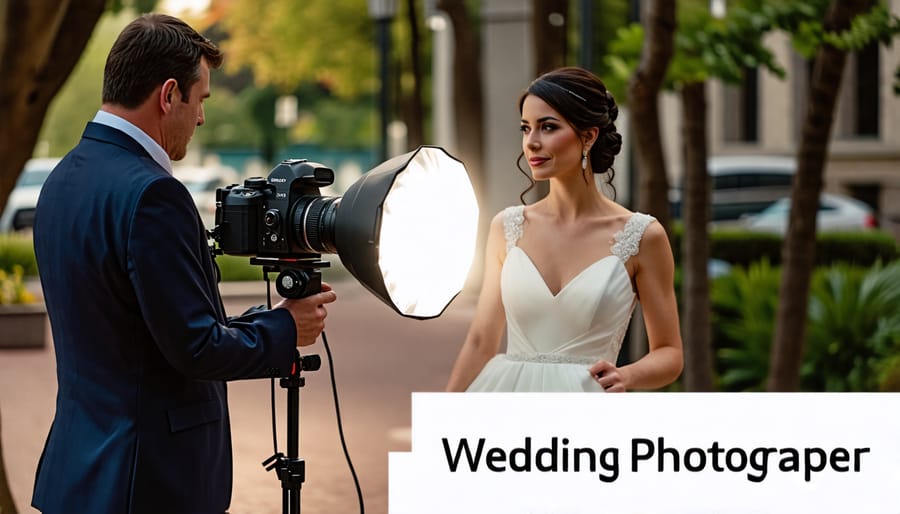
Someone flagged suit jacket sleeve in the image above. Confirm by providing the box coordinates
[128,175,296,380]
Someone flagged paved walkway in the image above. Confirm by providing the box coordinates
[1,277,476,514]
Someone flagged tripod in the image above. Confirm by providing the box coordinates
[255,257,329,514]
[262,351,320,514]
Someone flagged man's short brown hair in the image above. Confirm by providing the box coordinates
[102,13,223,108]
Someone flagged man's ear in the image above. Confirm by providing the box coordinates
[160,79,178,111]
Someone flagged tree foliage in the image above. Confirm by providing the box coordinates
[605,2,790,93]
[218,0,377,98]
[749,0,900,55]
[605,0,899,91]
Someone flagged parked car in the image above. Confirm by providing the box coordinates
[670,155,795,224]
[741,193,878,235]
[173,165,240,229]
[0,158,61,232]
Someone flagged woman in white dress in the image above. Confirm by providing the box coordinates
[446,67,683,393]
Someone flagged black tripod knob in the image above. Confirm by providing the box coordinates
[276,268,321,298]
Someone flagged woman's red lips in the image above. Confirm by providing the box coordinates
[529,157,549,166]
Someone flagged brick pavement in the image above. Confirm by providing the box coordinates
[1,278,475,514]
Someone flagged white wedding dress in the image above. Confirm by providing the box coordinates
[466,205,656,392]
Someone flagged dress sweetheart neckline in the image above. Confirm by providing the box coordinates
[506,246,631,299]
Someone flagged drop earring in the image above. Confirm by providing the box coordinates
[581,150,588,171]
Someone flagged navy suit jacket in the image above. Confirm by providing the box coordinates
[31,122,297,514]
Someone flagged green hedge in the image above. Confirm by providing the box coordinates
[671,226,898,267]
[214,254,266,282]
[0,235,348,283]
[0,233,38,276]
[214,254,350,283]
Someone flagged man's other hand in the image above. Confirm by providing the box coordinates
[274,282,337,347]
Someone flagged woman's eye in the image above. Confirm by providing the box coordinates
[542,124,557,132]
[520,125,530,133]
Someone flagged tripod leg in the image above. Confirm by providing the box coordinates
[283,376,303,514]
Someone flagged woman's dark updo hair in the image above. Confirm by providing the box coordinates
[516,66,622,202]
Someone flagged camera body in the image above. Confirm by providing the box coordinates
[214,159,339,258]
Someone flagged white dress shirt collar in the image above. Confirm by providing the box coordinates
[92,110,173,175]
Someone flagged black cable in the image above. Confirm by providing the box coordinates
[270,377,278,454]
[321,330,365,514]
[265,271,273,313]
[264,270,279,455]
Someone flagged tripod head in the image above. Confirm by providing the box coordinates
[251,256,330,299]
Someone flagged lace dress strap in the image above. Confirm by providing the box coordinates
[502,205,526,251]
[610,212,656,262]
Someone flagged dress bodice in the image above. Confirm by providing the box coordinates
[499,205,655,365]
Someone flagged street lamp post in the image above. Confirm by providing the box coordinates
[368,0,398,164]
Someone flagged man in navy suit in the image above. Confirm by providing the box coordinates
[31,13,337,513]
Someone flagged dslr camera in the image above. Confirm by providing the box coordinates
[214,159,338,258]
[213,159,338,297]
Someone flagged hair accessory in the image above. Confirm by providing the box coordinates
[545,81,587,102]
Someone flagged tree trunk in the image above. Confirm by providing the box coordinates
[0,407,15,514]
[532,0,568,76]
[530,0,568,201]
[401,0,425,150]
[0,2,104,508]
[435,0,485,199]
[768,0,875,392]
[0,0,106,213]
[626,0,675,232]
[680,81,713,392]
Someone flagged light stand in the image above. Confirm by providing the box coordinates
[256,257,328,514]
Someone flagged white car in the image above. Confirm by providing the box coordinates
[0,158,61,232]
[670,155,796,223]
[742,193,878,235]
[173,165,240,229]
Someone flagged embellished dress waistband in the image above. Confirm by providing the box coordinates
[503,353,597,365]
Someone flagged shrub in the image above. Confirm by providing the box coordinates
[671,226,897,268]
[707,229,783,267]
[214,254,266,282]
[802,260,900,391]
[0,265,37,305]
[0,233,38,276]
[711,260,900,392]
[711,259,781,391]
[214,253,350,283]
[815,232,898,267]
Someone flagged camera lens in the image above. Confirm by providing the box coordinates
[291,196,339,254]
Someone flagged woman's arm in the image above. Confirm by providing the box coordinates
[445,213,509,391]
[593,221,683,391]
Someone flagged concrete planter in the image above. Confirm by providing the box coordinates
[0,303,47,348]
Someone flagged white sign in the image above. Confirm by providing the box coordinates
[389,393,900,514]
